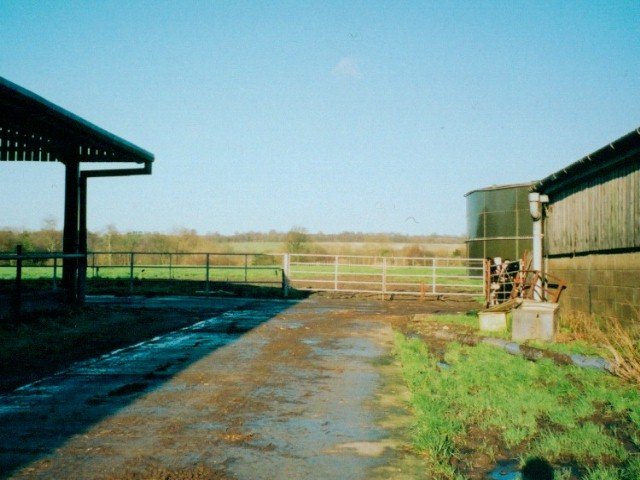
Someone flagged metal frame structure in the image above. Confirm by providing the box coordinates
[0,76,154,303]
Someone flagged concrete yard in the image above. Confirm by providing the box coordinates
[0,295,475,479]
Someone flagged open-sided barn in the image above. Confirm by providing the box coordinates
[1,76,153,303]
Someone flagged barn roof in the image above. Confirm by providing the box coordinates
[0,76,153,164]
[533,127,640,195]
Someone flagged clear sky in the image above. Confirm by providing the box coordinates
[1,1,639,236]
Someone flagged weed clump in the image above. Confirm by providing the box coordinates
[561,311,640,385]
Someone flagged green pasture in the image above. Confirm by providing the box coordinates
[288,263,483,287]
[1,254,483,294]
[0,264,283,284]
[1,262,483,291]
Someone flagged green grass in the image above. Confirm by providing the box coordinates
[289,263,482,286]
[581,458,640,480]
[395,333,640,478]
[2,261,483,297]
[0,264,284,283]
[421,313,479,329]
[528,338,610,359]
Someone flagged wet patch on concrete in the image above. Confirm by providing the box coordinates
[107,382,150,397]
[331,440,397,457]
[0,297,294,477]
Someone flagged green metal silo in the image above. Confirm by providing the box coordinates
[465,183,534,261]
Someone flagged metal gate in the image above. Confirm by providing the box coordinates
[284,254,485,298]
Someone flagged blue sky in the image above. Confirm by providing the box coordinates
[1,1,639,235]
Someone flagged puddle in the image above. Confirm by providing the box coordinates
[570,353,609,371]
[332,440,396,457]
[281,322,303,329]
[488,459,521,480]
[334,337,382,359]
[301,338,320,345]
[436,361,451,370]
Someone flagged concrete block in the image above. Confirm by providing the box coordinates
[615,286,634,303]
[620,270,640,288]
[615,252,640,270]
[512,300,559,342]
[478,312,507,332]
[614,302,637,323]
[567,284,588,299]
[591,300,607,316]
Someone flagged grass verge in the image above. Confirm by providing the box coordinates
[395,332,640,479]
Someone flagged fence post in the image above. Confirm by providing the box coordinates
[432,258,437,294]
[169,253,173,280]
[281,269,288,298]
[282,253,290,296]
[205,253,210,293]
[483,259,489,305]
[382,257,387,294]
[12,245,23,318]
[129,252,135,294]
[78,253,86,305]
[244,254,248,283]
[52,256,58,290]
[334,255,339,291]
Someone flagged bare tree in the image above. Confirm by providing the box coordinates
[286,226,309,253]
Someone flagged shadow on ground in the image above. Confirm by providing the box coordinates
[0,296,300,478]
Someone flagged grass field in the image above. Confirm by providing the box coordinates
[395,332,640,479]
[1,253,484,295]
[0,264,284,283]
[289,264,482,285]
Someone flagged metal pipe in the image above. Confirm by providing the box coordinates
[77,160,152,300]
[528,192,549,301]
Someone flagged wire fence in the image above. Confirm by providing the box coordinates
[0,247,85,317]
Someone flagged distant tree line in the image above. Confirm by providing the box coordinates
[208,230,464,244]
[0,221,465,257]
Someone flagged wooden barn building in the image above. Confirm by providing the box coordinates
[534,127,640,322]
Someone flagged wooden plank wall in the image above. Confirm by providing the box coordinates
[545,161,640,255]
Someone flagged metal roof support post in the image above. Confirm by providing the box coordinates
[63,158,80,304]
[78,176,88,304]
[78,161,152,300]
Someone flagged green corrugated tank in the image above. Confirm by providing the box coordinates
[465,183,534,260]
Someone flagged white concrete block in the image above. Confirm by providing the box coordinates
[512,300,559,342]
[478,312,507,332]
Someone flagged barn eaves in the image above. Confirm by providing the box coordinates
[0,76,154,303]
[533,127,640,196]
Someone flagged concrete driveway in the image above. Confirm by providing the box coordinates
[1,295,471,479]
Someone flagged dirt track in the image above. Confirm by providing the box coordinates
[1,295,477,479]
